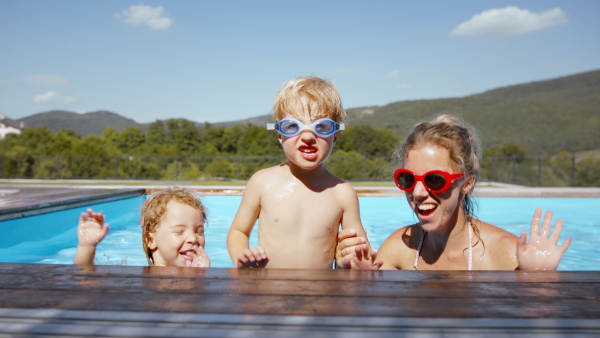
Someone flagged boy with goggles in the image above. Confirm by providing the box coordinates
[227,76,378,269]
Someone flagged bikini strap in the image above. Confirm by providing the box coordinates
[413,228,427,270]
[413,223,472,271]
[468,221,473,271]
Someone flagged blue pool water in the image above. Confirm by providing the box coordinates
[0,195,598,270]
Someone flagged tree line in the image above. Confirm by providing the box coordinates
[0,118,598,186]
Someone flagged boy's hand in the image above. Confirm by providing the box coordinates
[517,208,572,271]
[336,229,369,268]
[236,246,269,268]
[77,209,109,248]
[185,246,211,268]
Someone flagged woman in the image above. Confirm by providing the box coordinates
[337,114,571,270]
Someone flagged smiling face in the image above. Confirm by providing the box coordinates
[147,200,206,267]
[278,98,338,170]
[403,144,473,232]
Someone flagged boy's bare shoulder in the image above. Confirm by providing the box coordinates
[248,165,287,184]
[330,179,359,199]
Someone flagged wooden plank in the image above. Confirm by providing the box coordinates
[2,308,598,337]
[1,289,599,318]
[1,273,599,299]
[1,263,599,283]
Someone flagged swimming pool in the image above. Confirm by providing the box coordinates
[0,195,597,270]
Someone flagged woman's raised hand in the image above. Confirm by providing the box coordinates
[517,208,572,270]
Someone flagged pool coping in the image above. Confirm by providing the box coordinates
[0,187,146,221]
[1,181,599,221]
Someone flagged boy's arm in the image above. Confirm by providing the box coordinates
[336,184,381,269]
[226,174,268,267]
[73,209,109,265]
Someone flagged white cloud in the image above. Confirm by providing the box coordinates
[16,74,71,86]
[387,70,401,78]
[0,79,9,86]
[115,5,173,30]
[33,91,83,104]
[396,83,412,90]
[451,6,568,38]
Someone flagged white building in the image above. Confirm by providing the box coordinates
[0,114,24,139]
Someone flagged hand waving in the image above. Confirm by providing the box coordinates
[517,208,572,271]
[77,209,109,247]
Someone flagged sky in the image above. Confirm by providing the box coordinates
[1,1,599,124]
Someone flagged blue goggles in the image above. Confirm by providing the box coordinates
[266,118,345,137]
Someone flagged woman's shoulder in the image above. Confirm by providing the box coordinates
[475,220,519,269]
[377,224,422,270]
[477,220,518,242]
[378,225,421,255]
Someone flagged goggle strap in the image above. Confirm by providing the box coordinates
[266,123,276,130]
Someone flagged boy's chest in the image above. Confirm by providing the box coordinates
[259,189,343,235]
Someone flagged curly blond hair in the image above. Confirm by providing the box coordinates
[140,187,207,265]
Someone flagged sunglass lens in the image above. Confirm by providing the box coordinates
[280,121,299,134]
[397,172,415,190]
[424,173,447,191]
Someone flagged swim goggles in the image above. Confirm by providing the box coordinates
[267,118,345,137]
[394,169,465,194]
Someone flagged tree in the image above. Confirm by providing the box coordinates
[146,120,166,146]
[337,125,399,157]
[117,126,146,153]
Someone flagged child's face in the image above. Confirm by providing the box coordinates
[147,200,206,267]
[278,99,339,170]
[403,145,473,232]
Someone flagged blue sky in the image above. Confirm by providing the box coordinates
[1,1,599,124]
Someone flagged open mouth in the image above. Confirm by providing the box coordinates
[417,203,437,216]
[180,250,194,261]
[299,147,316,154]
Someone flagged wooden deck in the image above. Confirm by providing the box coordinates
[1,263,599,337]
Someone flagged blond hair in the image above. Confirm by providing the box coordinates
[272,76,345,123]
[140,187,207,265]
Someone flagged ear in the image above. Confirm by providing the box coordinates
[277,133,283,145]
[461,174,476,195]
[147,232,157,250]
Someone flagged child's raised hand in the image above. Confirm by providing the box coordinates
[517,208,572,271]
[349,246,383,270]
[77,208,109,247]
[236,246,269,268]
[185,246,211,268]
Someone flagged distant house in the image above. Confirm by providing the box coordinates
[0,114,25,139]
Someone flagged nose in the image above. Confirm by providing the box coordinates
[185,231,200,245]
[299,129,316,142]
[412,181,429,199]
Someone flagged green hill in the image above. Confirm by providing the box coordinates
[345,69,600,153]
[15,69,600,154]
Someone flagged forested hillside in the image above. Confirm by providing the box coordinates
[345,70,600,154]
[21,110,147,135]
[12,69,600,155]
